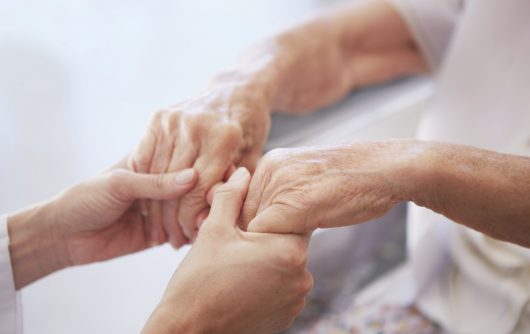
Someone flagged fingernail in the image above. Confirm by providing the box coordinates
[175,169,195,185]
[230,167,247,181]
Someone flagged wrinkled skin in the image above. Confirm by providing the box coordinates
[240,142,413,234]
[130,83,271,247]
[144,168,313,334]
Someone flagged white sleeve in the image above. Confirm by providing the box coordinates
[390,0,464,71]
[0,215,23,334]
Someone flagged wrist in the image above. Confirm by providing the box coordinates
[209,38,284,114]
[380,140,438,205]
[342,140,431,204]
[7,202,70,289]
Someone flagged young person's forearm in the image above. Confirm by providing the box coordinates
[402,142,530,247]
[7,203,68,289]
[213,0,426,115]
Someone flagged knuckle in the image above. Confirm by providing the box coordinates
[260,148,291,174]
[166,111,182,130]
[151,109,167,123]
[107,169,131,196]
[135,152,152,171]
[186,118,204,141]
[217,122,243,147]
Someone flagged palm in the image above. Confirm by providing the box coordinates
[65,203,149,265]
[54,179,152,266]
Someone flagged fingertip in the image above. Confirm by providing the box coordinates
[169,234,188,249]
[174,168,197,186]
[227,167,249,183]
[246,219,265,233]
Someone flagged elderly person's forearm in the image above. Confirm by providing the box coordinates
[243,140,530,248]
[400,142,530,247]
[216,0,427,115]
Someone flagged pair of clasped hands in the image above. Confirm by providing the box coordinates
[34,86,402,333]
[129,92,401,332]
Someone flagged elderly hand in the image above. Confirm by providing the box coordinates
[131,76,272,248]
[143,168,312,334]
[8,162,197,288]
[241,141,418,234]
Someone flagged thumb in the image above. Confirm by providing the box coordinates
[110,168,197,201]
[205,167,250,228]
[247,204,305,234]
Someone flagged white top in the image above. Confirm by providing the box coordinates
[392,0,530,333]
[0,215,22,334]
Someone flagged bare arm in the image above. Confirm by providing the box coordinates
[243,140,530,248]
[404,142,530,247]
[219,0,427,114]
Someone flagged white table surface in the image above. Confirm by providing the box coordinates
[0,1,431,333]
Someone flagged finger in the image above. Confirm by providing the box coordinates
[206,182,223,206]
[205,167,251,228]
[167,222,189,250]
[177,158,232,239]
[111,168,197,201]
[148,132,175,245]
[236,148,263,174]
[176,122,242,238]
[108,153,149,217]
[223,164,236,181]
[205,162,235,205]
[132,115,161,173]
[162,143,196,248]
[246,204,303,234]
[196,209,210,229]
[239,165,266,229]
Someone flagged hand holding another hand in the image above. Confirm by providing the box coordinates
[131,78,272,247]
[8,161,197,288]
[144,168,312,334]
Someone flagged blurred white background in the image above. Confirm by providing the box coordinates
[0,0,431,333]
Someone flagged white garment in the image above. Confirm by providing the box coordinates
[392,0,530,333]
[0,215,22,334]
